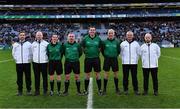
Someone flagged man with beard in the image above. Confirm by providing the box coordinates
[140,33,160,96]
[12,32,32,96]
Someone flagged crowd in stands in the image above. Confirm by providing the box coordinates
[109,21,180,43]
[0,21,179,47]
[0,23,70,45]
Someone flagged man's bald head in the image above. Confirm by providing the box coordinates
[126,31,134,42]
[144,33,152,43]
[35,31,43,41]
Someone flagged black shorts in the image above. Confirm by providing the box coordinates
[103,57,119,72]
[84,57,101,73]
[49,60,63,75]
[64,61,80,74]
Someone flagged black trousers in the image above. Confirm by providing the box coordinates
[122,64,138,91]
[143,68,158,92]
[33,62,48,92]
[16,63,31,92]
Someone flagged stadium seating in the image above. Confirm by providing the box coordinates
[0,21,179,47]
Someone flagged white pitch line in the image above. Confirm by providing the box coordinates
[87,77,93,109]
[0,59,13,63]
[161,55,180,61]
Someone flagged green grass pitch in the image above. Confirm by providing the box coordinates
[0,48,180,108]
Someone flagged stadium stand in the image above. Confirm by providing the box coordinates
[0,21,179,47]
[0,2,179,48]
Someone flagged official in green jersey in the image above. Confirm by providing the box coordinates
[62,33,83,96]
[81,27,103,95]
[101,29,121,95]
[47,34,63,96]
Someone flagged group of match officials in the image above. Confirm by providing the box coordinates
[12,27,161,97]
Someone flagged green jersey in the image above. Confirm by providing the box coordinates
[102,38,120,58]
[63,42,82,62]
[47,42,63,61]
[81,35,102,58]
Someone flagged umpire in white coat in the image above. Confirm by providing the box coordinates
[120,31,140,95]
[12,32,32,96]
[140,33,160,96]
[31,31,49,96]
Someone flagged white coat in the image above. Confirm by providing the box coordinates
[140,43,161,68]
